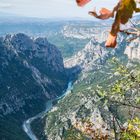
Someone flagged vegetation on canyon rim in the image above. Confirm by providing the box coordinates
[95,58,140,140]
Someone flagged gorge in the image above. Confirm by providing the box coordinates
[0,17,140,140]
[0,33,69,140]
[23,82,73,140]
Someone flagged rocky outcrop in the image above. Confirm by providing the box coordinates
[124,38,140,60]
[64,38,109,72]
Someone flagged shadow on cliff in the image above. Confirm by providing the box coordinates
[65,65,82,82]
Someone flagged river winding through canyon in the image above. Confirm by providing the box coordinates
[23,82,73,140]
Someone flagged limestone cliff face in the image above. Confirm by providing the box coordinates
[64,38,109,72]
[124,38,140,60]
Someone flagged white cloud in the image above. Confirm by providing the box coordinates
[0,2,12,8]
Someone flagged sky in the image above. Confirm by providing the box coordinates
[0,0,118,19]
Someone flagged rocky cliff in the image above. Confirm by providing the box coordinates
[0,33,68,140]
[124,38,140,60]
[64,37,112,73]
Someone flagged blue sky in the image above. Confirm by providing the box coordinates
[0,0,118,18]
